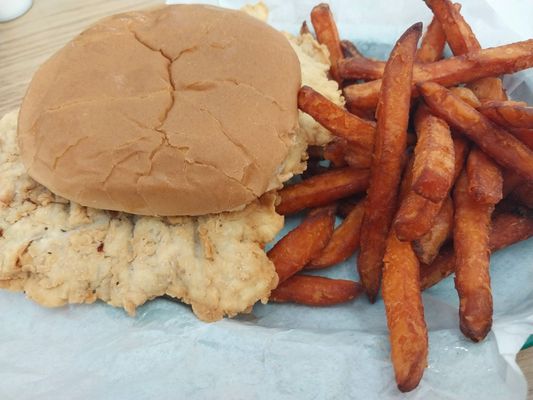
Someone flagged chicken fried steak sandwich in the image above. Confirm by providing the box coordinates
[0,4,311,321]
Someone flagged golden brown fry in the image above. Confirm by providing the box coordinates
[268,206,336,284]
[310,3,343,83]
[414,196,453,264]
[424,0,480,55]
[270,275,363,306]
[394,136,467,241]
[419,81,533,181]
[469,77,507,102]
[382,232,428,392]
[416,14,447,63]
[478,101,533,129]
[308,200,365,268]
[324,139,348,167]
[453,172,493,342]
[466,147,503,205]
[358,23,422,302]
[276,167,369,215]
[411,105,455,202]
[421,209,533,290]
[298,86,375,167]
[343,39,533,109]
[449,87,481,108]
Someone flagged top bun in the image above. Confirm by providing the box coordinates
[18,5,301,216]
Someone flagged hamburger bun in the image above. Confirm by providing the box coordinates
[18,4,301,216]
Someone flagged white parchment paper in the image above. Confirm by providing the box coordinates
[1,1,532,399]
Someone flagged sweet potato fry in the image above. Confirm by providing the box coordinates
[343,39,533,109]
[489,207,533,250]
[382,232,428,392]
[424,0,508,105]
[478,101,533,129]
[419,81,533,181]
[308,200,365,269]
[394,137,467,241]
[453,171,494,342]
[394,192,443,241]
[276,167,369,215]
[338,57,385,81]
[268,206,336,284]
[507,128,533,151]
[341,39,533,81]
[416,14,447,63]
[449,87,481,108]
[413,195,453,264]
[324,139,348,167]
[423,0,480,55]
[469,77,507,102]
[310,3,343,83]
[483,99,533,148]
[420,209,533,290]
[298,86,375,167]
[338,27,449,80]
[270,275,363,306]
[466,147,503,205]
[411,105,455,202]
[358,23,422,302]
[451,135,470,181]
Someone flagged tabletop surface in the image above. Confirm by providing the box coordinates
[0,0,531,398]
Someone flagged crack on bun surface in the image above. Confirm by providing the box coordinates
[18,4,301,216]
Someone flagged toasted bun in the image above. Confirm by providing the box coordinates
[18,5,300,216]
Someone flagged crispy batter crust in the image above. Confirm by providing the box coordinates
[0,111,282,322]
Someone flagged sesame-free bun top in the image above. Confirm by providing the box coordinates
[18,4,301,216]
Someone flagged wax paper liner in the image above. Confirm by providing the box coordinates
[1,0,532,399]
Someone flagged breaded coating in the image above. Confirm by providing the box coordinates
[0,111,281,322]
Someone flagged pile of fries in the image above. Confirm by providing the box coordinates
[267,0,533,392]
